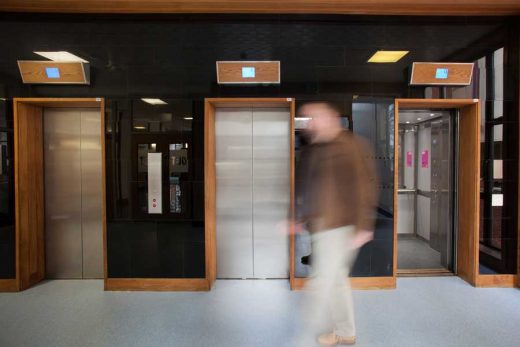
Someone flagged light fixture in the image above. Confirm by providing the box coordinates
[34,51,89,63]
[367,50,409,63]
[417,118,422,121]
[184,117,193,120]
[141,98,167,105]
[295,117,312,121]
[430,113,435,116]
[406,121,410,124]
[134,126,146,130]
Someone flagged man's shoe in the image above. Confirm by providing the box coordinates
[317,332,356,346]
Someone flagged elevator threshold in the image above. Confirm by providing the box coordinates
[397,269,454,277]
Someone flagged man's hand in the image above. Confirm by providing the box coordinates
[351,230,374,249]
[276,219,305,235]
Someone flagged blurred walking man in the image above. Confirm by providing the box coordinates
[295,102,378,346]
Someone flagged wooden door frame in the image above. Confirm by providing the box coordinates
[6,98,106,292]
[204,98,296,288]
[395,98,515,287]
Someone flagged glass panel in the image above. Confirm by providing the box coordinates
[169,143,188,214]
[493,48,504,103]
[137,143,156,179]
[493,124,503,160]
[493,160,503,179]
[132,99,193,133]
[106,98,204,279]
[477,56,487,142]
[0,100,15,279]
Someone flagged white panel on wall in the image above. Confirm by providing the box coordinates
[148,152,162,214]
[417,195,431,240]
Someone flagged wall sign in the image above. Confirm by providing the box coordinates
[410,62,474,86]
[216,61,280,84]
[18,60,90,84]
[406,151,413,167]
[421,150,429,168]
[148,152,162,214]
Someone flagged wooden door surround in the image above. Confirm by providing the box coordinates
[395,99,516,288]
[3,98,105,292]
[204,98,296,288]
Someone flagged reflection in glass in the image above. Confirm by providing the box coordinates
[169,143,188,214]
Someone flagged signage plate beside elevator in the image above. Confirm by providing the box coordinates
[410,62,474,86]
[216,61,280,84]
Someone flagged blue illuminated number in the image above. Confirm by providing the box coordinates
[45,67,60,79]
[242,67,255,78]
[435,68,449,79]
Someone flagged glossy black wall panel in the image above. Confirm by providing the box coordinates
[0,101,15,279]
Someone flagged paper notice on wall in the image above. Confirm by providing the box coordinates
[421,150,429,168]
[148,152,162,214]
[406,151,413,167]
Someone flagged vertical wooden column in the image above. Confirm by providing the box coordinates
[14,101,45,290]
[204,100,216,287]
[456,103,480,285]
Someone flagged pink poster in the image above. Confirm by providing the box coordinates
[421,150,429,168]
[406,151,412,167]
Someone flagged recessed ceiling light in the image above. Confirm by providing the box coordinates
[406,121,410,124]
[134,126,146,130]
[417,118,422,121]
[184,117,193,120]
[141,98,167,105]
[368,50,409,63]
[34,51,88,63]
[430,113,435,116]
[295,117,312,121]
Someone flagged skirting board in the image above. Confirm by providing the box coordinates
[0,279,19,292]
[290,276,396,290]
[474,275,516,288]
[105,278,210,291]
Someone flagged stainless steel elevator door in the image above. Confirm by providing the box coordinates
[44,108,103,279]
[252,108,290,278]
[216,108,254,279]
[215,107,290,279]
[429,112,454,270]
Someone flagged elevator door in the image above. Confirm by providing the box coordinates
[216,107,290,279]
[44,108,103,279]
[430,114,454,269]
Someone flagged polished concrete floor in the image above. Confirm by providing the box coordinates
[1,278,520,347]
[397,235,445,270]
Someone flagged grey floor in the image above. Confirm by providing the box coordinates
[398,236,444,270]
[1,278,520,347]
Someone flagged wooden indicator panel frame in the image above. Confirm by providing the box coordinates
[410,62,474,86]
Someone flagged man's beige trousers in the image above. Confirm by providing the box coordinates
[300,226,358,344]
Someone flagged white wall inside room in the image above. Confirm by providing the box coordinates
[417,123,431,240]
